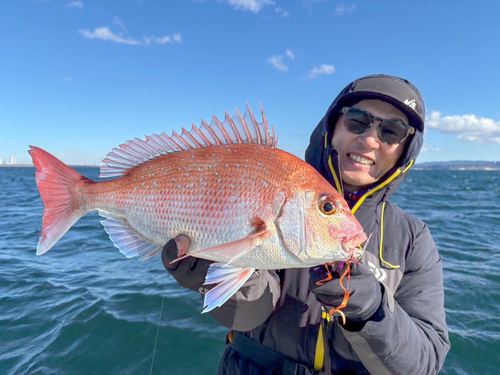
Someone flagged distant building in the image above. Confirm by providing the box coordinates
[11,155,17,165]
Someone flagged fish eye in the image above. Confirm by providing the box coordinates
[320,199,338,215]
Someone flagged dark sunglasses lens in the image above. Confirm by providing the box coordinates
[379,120,409,144]
[344,109,371,134]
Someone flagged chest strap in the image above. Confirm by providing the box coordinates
[229,331,327,375]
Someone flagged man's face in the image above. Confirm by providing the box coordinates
[330,99,409,192]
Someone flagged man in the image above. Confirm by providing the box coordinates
[162,74,450,374]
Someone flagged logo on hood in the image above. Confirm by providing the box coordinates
[404,99,417,110]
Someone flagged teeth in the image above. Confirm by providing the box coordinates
[349,154,374,165]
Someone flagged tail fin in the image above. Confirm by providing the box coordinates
[28,146,92,255]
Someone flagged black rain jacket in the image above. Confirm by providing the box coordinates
[206,100,450,374]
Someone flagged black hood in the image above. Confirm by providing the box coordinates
[305,74,425,203]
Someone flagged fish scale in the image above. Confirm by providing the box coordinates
[29,104,366,312]
[95,145,291,262]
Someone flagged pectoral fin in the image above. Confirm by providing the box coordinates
[171,223,270,265]
[202,263,255,313]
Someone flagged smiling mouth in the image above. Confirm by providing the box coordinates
[348,153,374,166]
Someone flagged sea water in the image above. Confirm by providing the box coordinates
[1,167,499,374]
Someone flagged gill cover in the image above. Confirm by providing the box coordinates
[276,191,351,264]
[275,191,309,262]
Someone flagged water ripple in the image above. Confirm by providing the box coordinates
[1,167,499,374]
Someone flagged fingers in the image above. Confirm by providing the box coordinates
[162,235,191,270]
[174,235,191,256]
[161,235,206,278]
[162,238,181,270]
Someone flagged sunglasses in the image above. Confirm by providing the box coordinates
[341,107,415,145]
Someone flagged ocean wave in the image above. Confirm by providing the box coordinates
[2,168,499,374]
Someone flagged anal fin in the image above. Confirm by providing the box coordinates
[99,212,162,260]
[202,263,255,313]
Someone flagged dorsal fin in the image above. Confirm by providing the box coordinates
[99,103,276,178]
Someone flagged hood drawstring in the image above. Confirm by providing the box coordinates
[379,201,400,269]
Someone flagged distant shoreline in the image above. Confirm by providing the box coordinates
[2,161,499,171]
[0,164,36,168]
[412,167,500,171]
[412,161,500,171]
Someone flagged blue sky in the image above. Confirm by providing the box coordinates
[2,0,500,165]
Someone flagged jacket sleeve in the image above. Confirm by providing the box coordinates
[208,270,281,331]
[340,224,450,375]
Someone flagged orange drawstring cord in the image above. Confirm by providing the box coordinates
[327,262,351,324]
[315,257,362,325]
[315,264,334,285]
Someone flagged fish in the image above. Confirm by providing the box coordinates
[29,104,366,312]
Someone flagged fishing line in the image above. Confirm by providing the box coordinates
[149,283,167,375]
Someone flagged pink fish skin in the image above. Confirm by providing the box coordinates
[29,105,366,311]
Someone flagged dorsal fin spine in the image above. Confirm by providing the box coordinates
[192,123,211,147]
[213,115,232,144]
[139,138,161,157]
[134,138,158,158]
[259,103,271,146]
[141,136,161,155]
[182,127,203,148]
[127,139,151,159]
[246,103,262,145]
[117,147,143,164]
[102,159,129,169]
[225,111,243,144]
[236,107,253,144]
[152,133,175,154]
[202,119,221,146]
[145,135,167,156]
[172,130,193,150]
[100,104,277,178]
[267,111,276,147]
[123,141,149,160]
[105,151,130,164]
[103,153,132,166]
[166,134,184,152]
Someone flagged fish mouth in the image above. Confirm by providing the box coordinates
[341,231,367,257]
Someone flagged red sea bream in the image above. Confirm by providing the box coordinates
[29,104,366,312]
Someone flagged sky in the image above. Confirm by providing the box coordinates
[1,0,500,165]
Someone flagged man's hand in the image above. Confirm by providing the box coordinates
[161,235,212,292]
[309,262,382,324]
